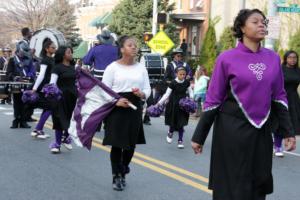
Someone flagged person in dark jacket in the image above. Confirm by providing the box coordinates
[83,30,119,80]
[164,48,192,83]
[6,44,36,128]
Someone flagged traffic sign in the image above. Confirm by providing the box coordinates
[278,4,300,13]
[276,0,288,7]
[147,31,174,55]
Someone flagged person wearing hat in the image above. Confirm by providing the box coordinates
[0,47,12,71]
[16,27,37,122]
[0,47,12,104]
[6,28,36,128]
[83,30,119,80]
[16,27,34,61]
[164,47,193,84]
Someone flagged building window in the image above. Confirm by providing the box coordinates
[190,0,194,9]
[196,0,204,9]
[178,0,182,9]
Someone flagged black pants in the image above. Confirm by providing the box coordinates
[110,146,135,175]
[12,93,27,122]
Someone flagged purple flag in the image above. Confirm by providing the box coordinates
[68,68,120,150]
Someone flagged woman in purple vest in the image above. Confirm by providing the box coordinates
[191,9,296,200]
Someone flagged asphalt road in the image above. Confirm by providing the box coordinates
[0,104,299,200]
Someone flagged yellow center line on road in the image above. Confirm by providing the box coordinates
[92,141,212,194]
[92,137,209,183]
[38,118,211,194]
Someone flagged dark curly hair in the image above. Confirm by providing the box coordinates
[232,9,267,40]
[54,46,75,65]
[283,50,299,68]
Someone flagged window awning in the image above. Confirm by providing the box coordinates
[101,12,112,24]
[89,12,112,27]
[73,41,88,59]
[170,13,206,21]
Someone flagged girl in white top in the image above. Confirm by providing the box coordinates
[102,35,151,191]
[30,39,56,139]
[157,67,193,149]
[193,66,210,116]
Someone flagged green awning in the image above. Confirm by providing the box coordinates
[89,15,104,27]
[73,41,88,59]
[101,12,112,24]
[89,12,112,27]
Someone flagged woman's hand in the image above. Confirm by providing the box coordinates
[284,136,296,151]
[132,88,145,99]
[116,98,130,108]
[191,141,203,154]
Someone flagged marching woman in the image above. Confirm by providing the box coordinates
[49,46,77,153]
[191,9,296,200]
[157,66,193,149]
[102,35,151,191]
[30,39,56,139]
[273,50,300,157]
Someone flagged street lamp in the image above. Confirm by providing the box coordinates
[265,0,277,50]
[152,0,158,35]
[240,0,246,10]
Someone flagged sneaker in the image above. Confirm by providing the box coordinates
[274,147,284,157]
[166,132,173,144]
[19,122,31,128]
[143,121,151,125]
[177,141,184,149]
[62,137,72,150]
[50,142,61,154]
[31,130,50,139]
[31,130,38,137]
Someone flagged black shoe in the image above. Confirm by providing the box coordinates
[1,100,5,104]
[19,122,31,128]
[112,174,123,191]
[10,120,19,129]
[143,121,151,125]
[26,118,37,122]
[121,175,126,187]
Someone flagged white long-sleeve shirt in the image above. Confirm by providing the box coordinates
[102,61,151,99]
[158,78,193,105]
[33,64,47,90]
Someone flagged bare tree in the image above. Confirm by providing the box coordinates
[0,0,52,31]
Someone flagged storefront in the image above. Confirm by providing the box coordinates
[171,13,206,56]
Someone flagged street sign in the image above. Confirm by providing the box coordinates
[147,31,174,55]
[278,4,300,13]
[266,16,281,40]
[276,0,288,7]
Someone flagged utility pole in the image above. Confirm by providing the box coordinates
[265,0,277,50]
[152,0,158,35]
[240,0,246,10]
